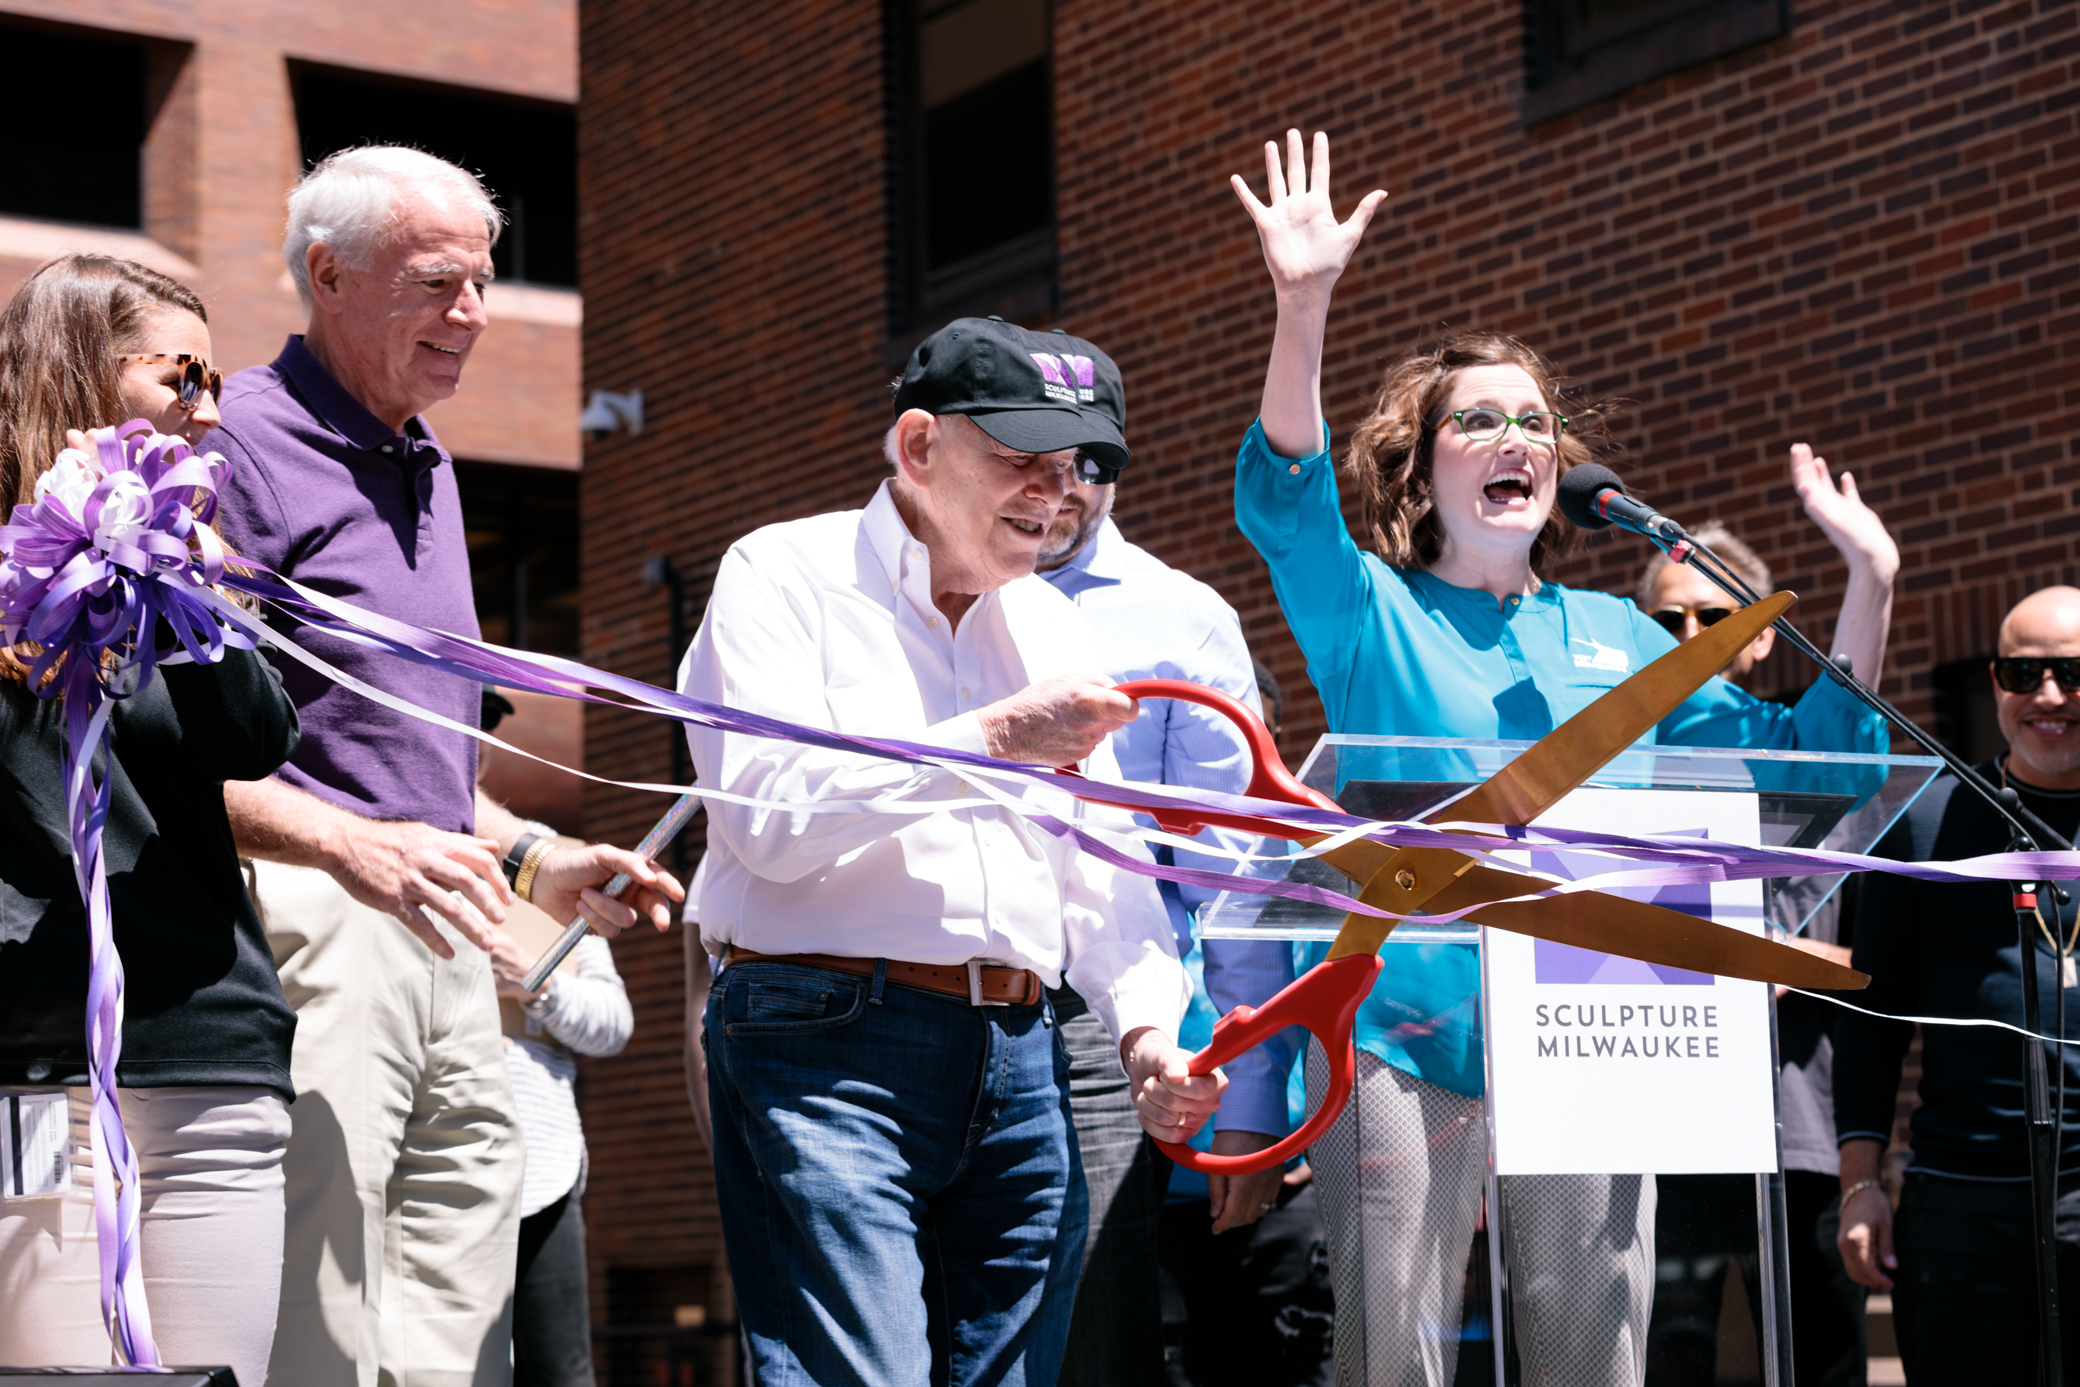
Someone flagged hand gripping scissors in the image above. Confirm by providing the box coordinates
[1077,592,1868,1176]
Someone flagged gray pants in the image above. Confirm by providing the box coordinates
[1306,1047,1654,1387]
[1053,993,1171,1387]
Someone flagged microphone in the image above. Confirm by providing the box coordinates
[1556,464,1685,542]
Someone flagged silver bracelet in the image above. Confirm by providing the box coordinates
[1841,1177,1885,1204]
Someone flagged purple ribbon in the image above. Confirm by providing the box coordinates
[0,423,250,1366]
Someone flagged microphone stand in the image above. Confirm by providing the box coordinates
[1656,525,2069,1383]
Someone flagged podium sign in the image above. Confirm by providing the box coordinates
[1483,786,1776,1175]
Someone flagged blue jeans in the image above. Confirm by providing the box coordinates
[704,960,1088,1387]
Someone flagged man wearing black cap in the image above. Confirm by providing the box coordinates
[680,317,1225,1385]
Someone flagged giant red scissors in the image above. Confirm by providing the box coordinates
[1072,592,1866,1175]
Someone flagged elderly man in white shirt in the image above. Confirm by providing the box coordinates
[681,317,1222,1387]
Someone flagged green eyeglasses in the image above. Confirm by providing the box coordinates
[1446,407,1568,444]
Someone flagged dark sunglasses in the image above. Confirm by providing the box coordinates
[1992,657,2080,695]
[117,353,223,412]
[1649,604,1734,636]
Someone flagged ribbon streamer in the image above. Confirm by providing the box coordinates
[1787,987,2080,1049]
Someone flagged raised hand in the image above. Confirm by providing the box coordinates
[1236,131,1388,456]
[1231,129,1387,303]
[1789,443,1899,582]
[1788,442,1898,685]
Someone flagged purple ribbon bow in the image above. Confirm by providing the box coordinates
[0,422,253,1366]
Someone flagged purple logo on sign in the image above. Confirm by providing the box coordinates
[1531,830,1716,985]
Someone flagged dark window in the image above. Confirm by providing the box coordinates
[1932,656,2003,764]
[1523,0,1787,124]
[291,65,577,288]
[455,462,580,655]
[0,21,154,228]
[600,1265,734,1387]
[889,0,1055,334]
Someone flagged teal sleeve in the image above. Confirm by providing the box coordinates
[1234,419,1372,695]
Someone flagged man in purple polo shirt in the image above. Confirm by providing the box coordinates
[213,146,683,1387]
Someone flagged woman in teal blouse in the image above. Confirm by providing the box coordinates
[1224,131,1900,1387]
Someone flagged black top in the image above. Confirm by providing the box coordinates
[1834,763,2080,1180]
[0,647,301,1099]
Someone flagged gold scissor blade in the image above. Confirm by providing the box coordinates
[1427,864,1867,989]
[1435,591,1795,831]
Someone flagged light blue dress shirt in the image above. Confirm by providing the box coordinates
[1042,518,1302,1138]
[1235,419,1888,1097]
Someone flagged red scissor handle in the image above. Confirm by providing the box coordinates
[1105,678,1344,829]
[1097,679,1376,1176]
[1161,953,1382,1175]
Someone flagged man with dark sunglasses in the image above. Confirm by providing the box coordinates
[1635,521,1777,683]
[1835,585,2080,1380]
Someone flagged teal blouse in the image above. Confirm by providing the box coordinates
[1235,420,1888,1096]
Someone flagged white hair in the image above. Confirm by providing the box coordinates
[282,146,502,311]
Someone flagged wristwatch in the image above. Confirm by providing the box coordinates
[502,833,555,903]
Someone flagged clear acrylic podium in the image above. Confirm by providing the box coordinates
[1197,736,1943,1386]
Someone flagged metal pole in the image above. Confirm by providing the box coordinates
[1756,989,1792,1387]
[2015,877,2064,1386]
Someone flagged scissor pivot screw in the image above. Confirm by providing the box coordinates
[1394,869,1417,891]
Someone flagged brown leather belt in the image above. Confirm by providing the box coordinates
[723,947,1044,1007]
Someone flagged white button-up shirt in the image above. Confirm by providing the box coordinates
[679,481,1191,1047]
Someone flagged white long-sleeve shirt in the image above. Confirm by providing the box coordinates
[506,933,632,1216]
[679,480,1190,1048]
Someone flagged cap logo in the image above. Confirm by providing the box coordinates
[1029,352,1097,404]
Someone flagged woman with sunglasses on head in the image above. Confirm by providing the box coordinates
[1218,133,1898,1387]
[0,255,299,1384]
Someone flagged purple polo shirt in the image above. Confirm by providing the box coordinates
[212,336,481,834]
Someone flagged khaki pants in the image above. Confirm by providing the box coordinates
[256,860,522,1387]
[0,1085,290,1387]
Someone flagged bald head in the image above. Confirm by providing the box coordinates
[1994,585,2080,789]
[1999,586,2080,657]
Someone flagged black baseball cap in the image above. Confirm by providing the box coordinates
[893,317,1129,482]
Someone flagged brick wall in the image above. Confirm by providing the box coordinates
[576,0,2080,1331]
